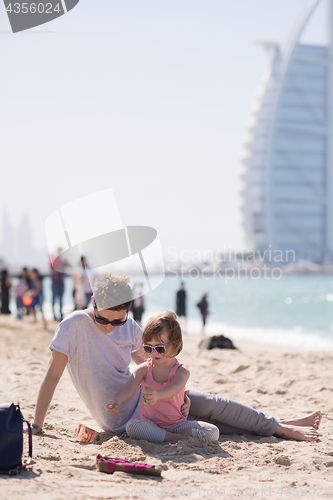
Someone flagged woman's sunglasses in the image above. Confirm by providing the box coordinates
[142,344,169,354]
[93,304,128,327]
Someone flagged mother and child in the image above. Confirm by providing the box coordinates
[31,272,321,443]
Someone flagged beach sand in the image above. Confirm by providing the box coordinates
[1,315,333,500]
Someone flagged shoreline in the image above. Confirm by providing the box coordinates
[0,315,332,499]
[5,307,333,352]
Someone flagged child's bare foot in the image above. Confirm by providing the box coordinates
[280,411,321,430]
[274,423,319,441]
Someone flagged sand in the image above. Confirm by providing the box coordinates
[1,315,333,500]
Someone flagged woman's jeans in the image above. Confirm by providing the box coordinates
[187,388,279,436]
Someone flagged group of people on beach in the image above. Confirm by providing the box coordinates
[2,258,210,337]
[0,266,45,323]
[0,250,93,323]
[30,271,322,446]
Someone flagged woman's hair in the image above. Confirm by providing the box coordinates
[93,273,132,311]
[141,311,183,358]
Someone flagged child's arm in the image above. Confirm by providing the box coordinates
[28,280,41,298]
[143,366,190,406]
[105,362,148,414]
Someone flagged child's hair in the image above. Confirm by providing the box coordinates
[141,311,183,358]
[93,273,133,311]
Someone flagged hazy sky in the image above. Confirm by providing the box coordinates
[0,0,326,265]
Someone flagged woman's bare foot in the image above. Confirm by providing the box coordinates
[274,423,319,442]
[280,411,321,430]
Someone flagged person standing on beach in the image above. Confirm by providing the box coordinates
[21,267,31,289]
[72,256,93,310]
[14,274,28,319]
[21,267,31,316]
[26,268,46,328]
[131,283,145,327]
[50,248,69,321]
[31,272,321,443]
[197,292,209,332]
[0,269,11,315]
[176,282,187,333]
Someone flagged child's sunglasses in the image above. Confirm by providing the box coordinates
[93,304,128,327]
[142,344,169,354]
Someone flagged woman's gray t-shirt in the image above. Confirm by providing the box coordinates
[49,310,142,432]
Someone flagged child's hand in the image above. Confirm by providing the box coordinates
[105,401,119,415]
[181,389,191,417]
[142,386,158,406]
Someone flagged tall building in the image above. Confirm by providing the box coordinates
[17,213,38,267]
[240,0,333,263]
[0,209,14,265]
[0,209,46,268]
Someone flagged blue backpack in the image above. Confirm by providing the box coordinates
[0,403,32,475]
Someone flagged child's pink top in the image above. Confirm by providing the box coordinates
[140,358,186,429]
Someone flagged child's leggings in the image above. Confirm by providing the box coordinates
[126,418,219,443]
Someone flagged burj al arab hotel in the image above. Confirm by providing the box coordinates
[240,0,333,263]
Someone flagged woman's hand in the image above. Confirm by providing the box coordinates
[181,390,191,418]
[105,401,119,415]
[24,425,40,435]
[142,386,158,406]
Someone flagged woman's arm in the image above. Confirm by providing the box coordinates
[131,349,145,365]
[105,362,147,414]
[33,350,68,433]
[143,366,190,406]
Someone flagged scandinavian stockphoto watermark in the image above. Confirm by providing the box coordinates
[45,188,165,308]
[123,486,256,498]
[3,0,80,33]
[122,484,333,497]
[166,246,296,282]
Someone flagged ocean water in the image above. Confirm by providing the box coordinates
[12,273,333,351]
[144,274,333,351]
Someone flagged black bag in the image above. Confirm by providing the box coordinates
[0,402,32,475]
[199,334,237,350]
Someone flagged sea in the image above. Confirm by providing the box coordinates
[11,273,333,351]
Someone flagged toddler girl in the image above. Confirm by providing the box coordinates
[106,311,219,443]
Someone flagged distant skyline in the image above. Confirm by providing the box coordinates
[0,209,47,268]
[0,0,326,266]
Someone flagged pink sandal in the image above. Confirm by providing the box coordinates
[96,454,162,476]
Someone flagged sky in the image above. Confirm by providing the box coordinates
[0,0,327,267]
